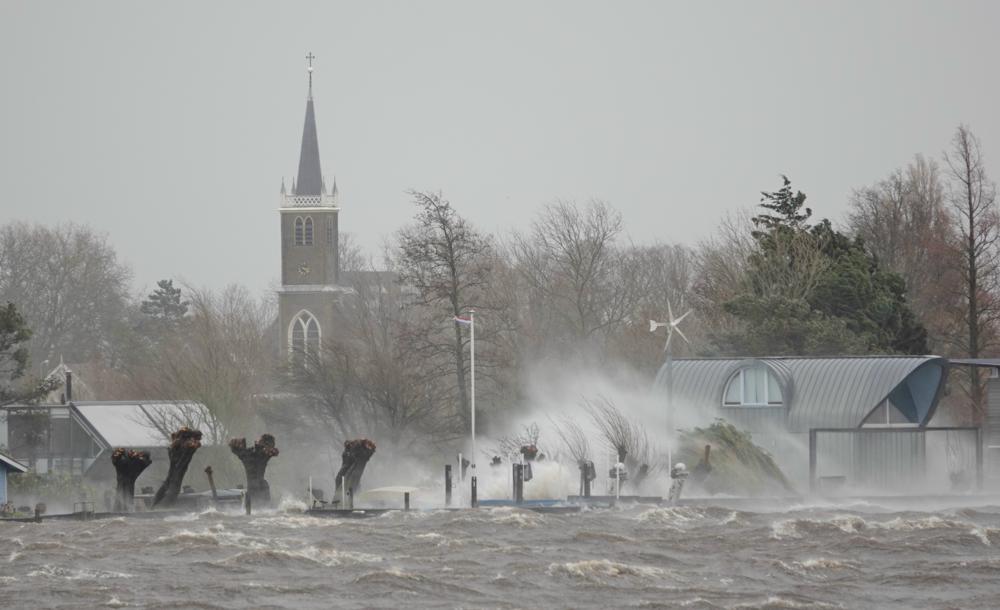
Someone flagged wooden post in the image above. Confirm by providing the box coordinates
[244,491,252,515]
[471,476,478,508]
[404,492,410,511]
[513,464,524,503]
[445,464,453,506]
[204,466,218,503]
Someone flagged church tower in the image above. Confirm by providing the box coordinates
[278,54,343,360]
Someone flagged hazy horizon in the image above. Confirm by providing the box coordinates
[2,0,998,297]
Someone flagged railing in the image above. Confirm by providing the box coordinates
[281,194,338,208]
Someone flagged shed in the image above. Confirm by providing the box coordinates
[654,356,951,489]
[0,452,29,505]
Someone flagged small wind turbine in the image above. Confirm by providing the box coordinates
[650,301,693,472]
[649,301,692,351]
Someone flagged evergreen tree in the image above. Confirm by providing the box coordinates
[141,280,189,322]
[0,302,57,406]
[751,175,812,242]
[717,176,928,356]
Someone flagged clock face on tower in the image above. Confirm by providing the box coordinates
[298,263,310,275]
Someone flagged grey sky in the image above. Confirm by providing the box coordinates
[1,1,998,298]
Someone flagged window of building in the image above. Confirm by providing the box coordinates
[723,365,783,406]
[862,400,914,426]
[326,223,334,246]
[289,311,321,362]
[304,217,314,245]
[294,217,304,246]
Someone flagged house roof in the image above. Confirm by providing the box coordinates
[71,401,217,449]
[655,356,947,431]
[0,451,29,473]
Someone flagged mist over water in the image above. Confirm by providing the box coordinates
[3,501,999,609]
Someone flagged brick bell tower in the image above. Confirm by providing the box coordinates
[278,53,345,361]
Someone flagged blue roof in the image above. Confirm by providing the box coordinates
[0,451,28,473]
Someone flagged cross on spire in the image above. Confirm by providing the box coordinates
[305,52,316,98]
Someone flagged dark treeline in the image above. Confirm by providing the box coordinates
[1,125,996,449]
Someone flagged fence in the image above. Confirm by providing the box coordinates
[808,427,982,495]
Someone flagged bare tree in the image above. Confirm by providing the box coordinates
[395,190,495,431]
[848,155,959,347]
[944,125,1000,420]
[0,222,132,368]
[124,284,276,438]
[287,265,457,446]
[511,200,648,360]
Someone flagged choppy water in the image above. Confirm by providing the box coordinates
[2,501,1000,609]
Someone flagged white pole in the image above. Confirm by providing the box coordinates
[458,452,463,483]
[666,345,674,473]
[616,462,621,501]
[308,476,313,507]
[470,309,476,474]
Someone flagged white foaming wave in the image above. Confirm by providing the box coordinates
[104,597,128,608]
[868,515,964,531]
[776,557,858,578]
[163,512,203,522]
[28,564,133,580]
[414,532,444,539]
[154,524,272,550]
[0,576,16,584]
[769,515,866,539]
[867,516,998,546]
[635,506,720,528]
[721,511,745,526]
[734,596,841,609]
[214,545,382,568]
[249,514,340,529]
[491,509,545,528]
[276,495,308,513]
[546,559,666,581]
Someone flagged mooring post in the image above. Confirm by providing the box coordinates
[34,503,43,523]
[404,492,410,511]
[204,466,218,504]
[245,491,252,516]
[445,464,453,506]
[471,476,478,508]
[513,464,524,504]
[348,487,354,510]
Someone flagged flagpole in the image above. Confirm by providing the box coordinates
[469,309,476,474]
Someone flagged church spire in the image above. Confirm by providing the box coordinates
[295,52,323,197]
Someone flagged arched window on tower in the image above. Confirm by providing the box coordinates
[294,217,304,246]
[304,217,314,245]
[289,310,321,365]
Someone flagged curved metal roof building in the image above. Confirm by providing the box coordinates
[654,356,948,432]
